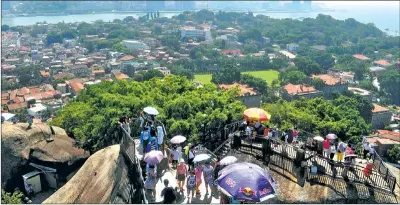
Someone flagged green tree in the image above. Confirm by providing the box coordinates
[1,25,10,31]
[378,69,400,105]
[46,32,63,45]
[279,67,307,85]
[141,69,164,81]
[293,56,322,76]
[387,145,400,163]
[17,65,42,87]
[1,189,23,204]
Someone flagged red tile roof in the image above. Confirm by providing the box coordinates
[53,72,75,80]
[91,69,105,74]
[220,49,242,55]
[375,130,400,142]
[40,70,50,77]
[1,64,16,70]
[115,73,130,80]
[70,82,85,93]
[7,102,27,111]
[353,54,370,61]
[283,83,317,95]
[374,59,392,67]
[372,104,390,113]
[219,83,257,96]
[119,55,134,61]
[312,74,343,86]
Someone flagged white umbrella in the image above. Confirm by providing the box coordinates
[313,136,324,142]
[345,154,358,159]
[220,156,238,165]
[170,135,186,144]
[326,134,338,140]
[193,153,210,163]
[1,113,15,121]
[143,106,159,115]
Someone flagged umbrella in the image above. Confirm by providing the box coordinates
[313,136,324,142]
[326,134,338,140]
[220,156,238,165]
[143,106,159,115]
[217,162,277,202]
[143,150,164,165]
[243,108,271,122]
[170,135,186,144]
[193,153,210,163]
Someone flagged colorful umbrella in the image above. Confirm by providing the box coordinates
[243,108,271,122]
[326,134,338,140]
[220,156,238,166]
[217,162,277,202]
[143,150,164,165]
[193,153,211,163]
[170,135,186,144]
[143,106,159,115]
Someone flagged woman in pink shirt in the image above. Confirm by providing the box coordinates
[194,163,203,196]
[323,139,330,158]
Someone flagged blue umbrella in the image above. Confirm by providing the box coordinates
[217,162,277,202]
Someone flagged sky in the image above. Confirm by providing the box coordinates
[321,1,400,9]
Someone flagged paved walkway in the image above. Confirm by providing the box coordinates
[134,139,220,204]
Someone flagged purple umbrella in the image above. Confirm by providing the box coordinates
[143,150,164,165]
[326,134,338,140]
[217,162,277,202]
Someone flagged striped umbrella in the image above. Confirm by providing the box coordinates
[243,108,271,122]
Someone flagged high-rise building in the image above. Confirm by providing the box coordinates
[146,0,165,11]
[292,0,301,10]
[175,1,196,11]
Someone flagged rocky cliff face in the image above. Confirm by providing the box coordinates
[1,122,89,190]
[43,145,132,204]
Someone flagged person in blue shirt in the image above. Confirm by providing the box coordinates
[140,127,150,153]
[146,137,159,153]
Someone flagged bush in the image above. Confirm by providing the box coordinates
[1,189,23,204]
[387,145,400,163]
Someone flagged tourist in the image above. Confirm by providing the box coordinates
[323,138,330,158]
[293,127,298,143]
[214,156,222,181]
[195,163,203,196]
[363,159,374,177]
[337,140,345,162]
[144,164,157,200]
[203,161,215,196]
[263,125,270,138]
[186,170,197,199]
[146,137,159,153]
[27,116,34,130]
[140,127,150,154]
[369,145,376,160]
[363,141,371,159]
[329,143,336,161]
[346,144,354,155]
[161,179,177,204]
[176,159,188,192]
[139,111,145,129]
[172,145,181,169]
[285,129,294,144]
[157,126,164,152]
[187,145,195,171]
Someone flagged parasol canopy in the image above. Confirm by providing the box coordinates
[217,162,277,202]
[170,135,186,144]
[313,136,324,141]
[326,134,338,140]
[220,156,238,166]
[143,150,164,165]
[193,153,211,163]
[243,108,271,122]
[143,106,159,115]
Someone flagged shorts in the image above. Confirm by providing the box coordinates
[178,174,185,181]
[187,185,196,191]
[337,152,344,161]
[205,177,213,186]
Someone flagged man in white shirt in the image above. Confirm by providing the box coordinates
[369,146,376,160]
[363,142,371,159]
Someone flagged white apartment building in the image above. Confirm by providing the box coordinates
[180,26,212,41]
[122,40,150,51]
[27,103,47,120]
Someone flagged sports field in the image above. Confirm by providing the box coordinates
[193,70,279,85]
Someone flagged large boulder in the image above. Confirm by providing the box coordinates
[1,122,89,189]
[43,145,132,204]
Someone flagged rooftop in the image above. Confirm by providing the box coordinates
[115,73,130,80]
[348,87,370,96]
[70,82,85,94]
[369,66,387,72]
[353,54,370,61]
[278,50,296,59]
[119,55,134,61]
[283,83,317,95]
[372,104,390,113]
[219,83,258,96]
[312,74,343,86]
[374,59,392,67]
[374,130,400,142]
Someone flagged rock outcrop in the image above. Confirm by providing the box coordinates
[1,122,89,189]
[43,145,132,204]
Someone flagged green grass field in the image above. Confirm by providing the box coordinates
[193,70,279,85]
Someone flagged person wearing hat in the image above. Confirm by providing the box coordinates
[363,159,374,177]
[176,158,188,192]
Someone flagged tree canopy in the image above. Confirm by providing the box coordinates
[50,76,246,152]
